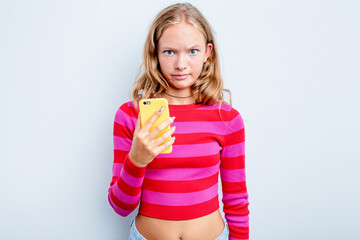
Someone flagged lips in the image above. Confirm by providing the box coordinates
[172,74,189,80]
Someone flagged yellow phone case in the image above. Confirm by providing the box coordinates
[139,98,172,154]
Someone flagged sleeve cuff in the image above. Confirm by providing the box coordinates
[123,153,147,178]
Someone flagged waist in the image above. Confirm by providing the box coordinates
[135,209,225,240]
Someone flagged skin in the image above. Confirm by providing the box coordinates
[128,21,224,239]
[157,21,213,104]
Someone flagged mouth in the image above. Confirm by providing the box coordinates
[172,74,189,80]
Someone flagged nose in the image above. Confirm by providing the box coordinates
[175,53,187,71]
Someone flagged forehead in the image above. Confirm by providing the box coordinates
[158,23,206,48]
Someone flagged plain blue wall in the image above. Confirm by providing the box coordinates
[1,0,359,239]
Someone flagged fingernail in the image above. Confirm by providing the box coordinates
[171,116,175,121]
[159,106,164,112]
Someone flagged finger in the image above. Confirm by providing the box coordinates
[142,106,165,133]
[154,136,175,154]
[152,125,176,147]
[148,116,175,140]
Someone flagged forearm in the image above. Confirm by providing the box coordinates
[108,153,146,216]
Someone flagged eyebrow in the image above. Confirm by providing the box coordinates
[159,45,202,50]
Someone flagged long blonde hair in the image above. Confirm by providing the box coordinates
[129,3,232,112]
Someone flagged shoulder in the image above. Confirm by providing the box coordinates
[215,102,243,120]
[214,102,244,132]
[114,101,138,121]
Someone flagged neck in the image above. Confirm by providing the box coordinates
[161,90,196,105]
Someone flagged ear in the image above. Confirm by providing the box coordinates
[204,43,213,63]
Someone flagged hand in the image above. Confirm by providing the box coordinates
[128,106,176,167]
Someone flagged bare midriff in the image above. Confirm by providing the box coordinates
[135,209,225,240]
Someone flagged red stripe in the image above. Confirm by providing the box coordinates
[221,181,247,194]
[228,225,249,239]
[110,176,117,187]
[109,189,139,211]
[116,177,141,196]
[123,155,146,178]
[169,108,238,122]
[143,174,219,193]
[224,203,250,215]
[118,101,239,124]
[139,196,219,220]
[120,103,138,118]
[114,121,134,138]
[148,153,219,169]
[172,132,222,145]
[114,150,128,164]
[220,155,245,169]
[223,128,245,145]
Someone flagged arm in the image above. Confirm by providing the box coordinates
[108,102,176,216]
[107,104,146,216]
[220,109,250,239]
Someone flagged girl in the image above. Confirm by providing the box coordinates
[108,3,249,240]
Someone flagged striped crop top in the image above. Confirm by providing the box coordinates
[108,101,249,240]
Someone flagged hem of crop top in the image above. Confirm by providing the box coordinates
[138,195,220,220]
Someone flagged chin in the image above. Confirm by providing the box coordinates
[170,83,193,90]
[170,79,196,87]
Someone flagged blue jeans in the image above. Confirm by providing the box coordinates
[128,217,229,240]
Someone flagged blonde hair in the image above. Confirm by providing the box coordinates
[129,3,232,112]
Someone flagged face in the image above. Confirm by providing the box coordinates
[157,22,213,94]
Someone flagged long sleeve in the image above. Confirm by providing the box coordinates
[220,109,250,240]
[108,104,146,216]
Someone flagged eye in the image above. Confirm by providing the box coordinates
[189,49,198,55]
[164,50,174,55]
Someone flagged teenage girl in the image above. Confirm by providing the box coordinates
[108,3,249,240]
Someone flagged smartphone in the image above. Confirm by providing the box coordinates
[139,98,172,154]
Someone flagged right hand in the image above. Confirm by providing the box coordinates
[128,106,176,167]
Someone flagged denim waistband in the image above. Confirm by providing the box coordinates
[128,218,229,240]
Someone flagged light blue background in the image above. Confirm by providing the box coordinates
[0,0,359,239]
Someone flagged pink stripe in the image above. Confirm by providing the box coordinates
[108,194,132,217]
[113,136,132,151]
[112,163,123,177]
[165,111,242,136]
[222,193,249,205]
[156,142,222,158]
[172,121,232,135]
[226,214,249,227]
[229,238,248,240]
[120,168,144,187]
[197,103,232,111]
[141,184,218,206]
[111,184,140,205]
[220,142,245,158]
[225,114,244,133]
[220,168,246,182]
[145,162,219,181]
[114,108,136,131]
